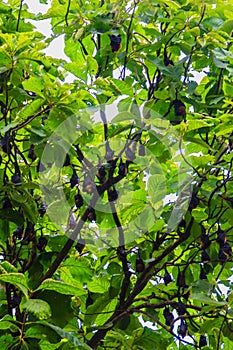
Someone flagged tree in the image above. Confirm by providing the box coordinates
[0,0,233,348]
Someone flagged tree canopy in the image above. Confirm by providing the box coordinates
[0,0,233,349]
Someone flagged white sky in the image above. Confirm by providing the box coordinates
[25,0,50,15]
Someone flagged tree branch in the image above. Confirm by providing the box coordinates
[16,0,24,32]
[87,217,194,348]
[109,200,131,306]
[134,309,196,347]
[124,217,194,307]
[33,168,127,291]
[65,0,71,26]
[120,0,138,80]
[11,106,51,132]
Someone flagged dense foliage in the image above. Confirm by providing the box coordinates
[0,0,233,349]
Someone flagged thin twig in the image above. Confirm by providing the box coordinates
[134,309,195,347]
[124,217,194,307]
[16,0,24,32]
[216,313,227,350]
[179,137,203,178]
[65,0,71,26]
[11,107,51,132]
[120,0,138,80]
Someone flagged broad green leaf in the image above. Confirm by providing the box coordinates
[22,77,45,97]
[84,294,111,326]
[35,279,86,296]
[0,261,17,273]
[87,55,98,76]
[0,335,15,350]
[19,98,45,118]
[190,155,215,168]
[227,291,233,307]
[60,257,93,284]
[134,205,156,231]
[223,81,233,96]
[111,111,141,124]
[30,126,48,137]
[199,318,222,334]
[19,340,29,350]
[148,174,167,202]
[190,293,226,306]
[185,137,210,149]
[21,299,51,320]
[0,209,24,226]
[0,273,28,297]
[0,122,19,133]
[64,62,87,81]
[39,339,68,350]
[109,79,134,96]
[87,277,110,294]
[186,119,213,132]
[20,201,38,224]
[95,298,118,326]
[39,322,92,350]
[222,20,233,34]
[191,280,213,294]
[0,320,19,333]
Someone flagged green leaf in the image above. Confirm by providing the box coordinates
[0,319,19,333]
[39,322,92,350]
[203,16,224,30]
[0,261,17,273]
[64,62,87,81]
[19,98,45,118]
[186,119,213,132]
[30,126,48,137]
[0,1,233,348]
[134,205,156,230]
[199,318,222,334]
[19,340,29,350]
[87,55,98,75]
[190,293,226,306]
[22,77,44,97]
[35,279,86,296]
[39,340,68,350]
[0,335,15,350]
[0,122,19,133]
[191,280,213,294]
[21,299,51,320]
[148,174,167,202]
[222,20,233,34]
[111,111,140,124]
[223,81,233,96]
[84,293,111,326]
[109,79,134,96]
[87,277,110,294]
[20,200,38,224]
[0,273,28,297]
[0,208,24,226]
[95,298,118,326]
[185,137,210,149]
[190,155,215,168]
[227,291,233,307]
